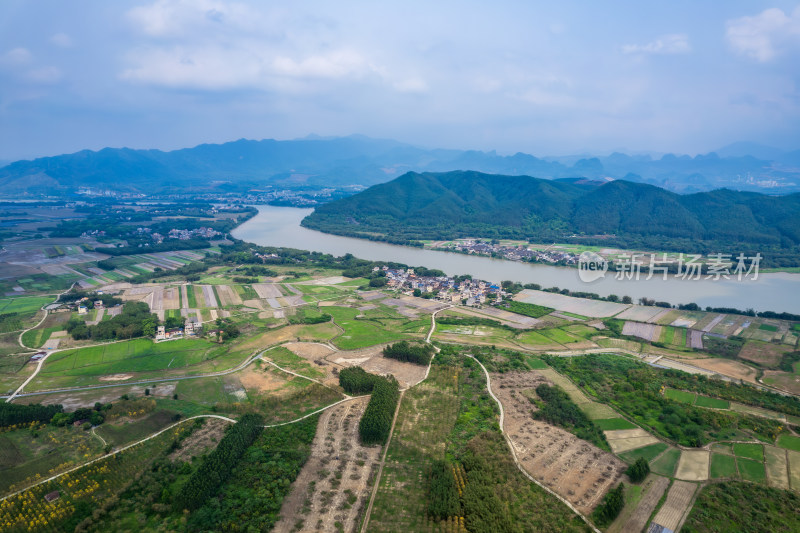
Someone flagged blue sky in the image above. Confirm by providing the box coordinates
[1,1,798,160]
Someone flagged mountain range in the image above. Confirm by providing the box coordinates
[301,170,800,267]
[1,136,799,196]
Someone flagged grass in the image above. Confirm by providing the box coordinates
[540,327,582,345]
[186,285,198,308]
[594,417,638,431]
[525,356,548,369]
[758,324,778,332]
[40,337,228,376]
[327,305,413,350]
[665,388,696,404]
[694,395,730,409]
[0,296,52,315]
[263,346,325,379]
[737,458,766,483]
[21,326,62,349]
[776,433,800,452]
[516,330,555,345]
[96,409,178,446]
[650,448,681,476]
[710,453,738,478]
[619,442,669,464]
[733,443,764,461]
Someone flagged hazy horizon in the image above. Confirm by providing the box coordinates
[1,1,799,160]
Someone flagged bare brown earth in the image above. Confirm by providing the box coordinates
[238,364,291,394]
[274,397,381,533]
[650,480,697,532]
[739,340,791,368]
[285,342,341,387]
[168,417,231,462]
[687,357,759,384]
[763,371,800,395]
[329,346,428,389]
[17,381,178,410]
[490,371,626,514]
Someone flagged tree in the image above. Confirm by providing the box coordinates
[626,457,650,483]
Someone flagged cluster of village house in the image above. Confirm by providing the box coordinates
[133,226,220,244]
[155,320,199,341]
[379,266,505,306]
[432,240,579,265]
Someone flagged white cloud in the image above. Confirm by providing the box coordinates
[622,34,691,55]
[50,33,73,47]
[1,47,32,66]
[127,0,261,37]
[25,66,62,83]
[726,6,800,62]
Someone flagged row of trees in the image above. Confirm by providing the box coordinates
[338,367,381,395]
[428,460,461,520]
[173,413,264,510]
[383,341,435,366]
[358,376,400,445]
[0,402,62,427]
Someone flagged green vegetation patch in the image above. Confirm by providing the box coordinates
[594,417,638,431]
[759,324,779,332]
[694,395,730,409]
[710,453,738,478]
[776,433,800,452]
[650,448,681,477]
[502,300,553,318]
[683,481,800,533]
[737,457,766,483]
[0,296,51,315]
[733,443,764,461]
[664,388,696,404]
[619,442,669,464]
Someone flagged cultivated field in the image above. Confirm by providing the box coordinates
[490,370,626,514]
[675,450,710,481]
[274,397,380,533]
[650,480,698,532]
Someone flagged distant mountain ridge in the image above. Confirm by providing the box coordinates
[301,170,800,266]
[0,136,798,196]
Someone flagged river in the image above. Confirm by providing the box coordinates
[232,205,800,314]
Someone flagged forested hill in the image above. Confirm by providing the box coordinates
[301,171,800,264]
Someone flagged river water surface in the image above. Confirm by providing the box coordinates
[232,205,800,314]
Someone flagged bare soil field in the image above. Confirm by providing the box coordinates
[168,417,231,462]
[200,285,218,308]
[491,371,626,514]
[650,480,697,532]
[214,285,242,307]
[604,429,660,454]
[253,283,283,299]
[765,445,790,489]
[739,340,790,368]
[622,321,661,342]
[162,286,180,310]
[616,306,665,323]
[330,346,428,389]
[274,397,381,533]
[611,474,669,533]
[676,357,757,382]
[675,450,709,481]
[762,371,800,395]
[238,363,291,393]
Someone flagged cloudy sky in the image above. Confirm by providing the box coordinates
[1,1,799,161]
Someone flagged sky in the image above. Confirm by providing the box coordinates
[0,1,799,161]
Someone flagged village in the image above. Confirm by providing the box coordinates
[378,266,507,306]
[427,239,580,265]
